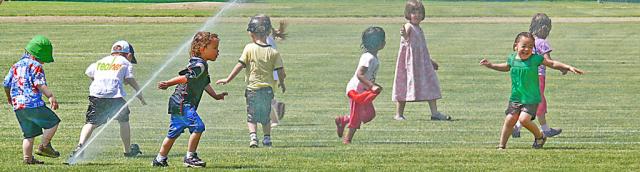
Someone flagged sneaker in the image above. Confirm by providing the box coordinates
[250,139,259,148]
[430,112,451,121]
[335,116,346,138]
[183,153,206,168]
[152,158,169,167]
[263,137,272,147]
[35,143,60,158]
[65,144,84,164]
[124,144,142,157]
[496,145,506,150]
[276,102,285,120]
[532,136,547,149]
[512,127,521,138]
[24,157,44,165]
[393,115,406,121]
[543,128,563,138]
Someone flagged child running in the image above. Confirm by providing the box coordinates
[3,35,61,164]
[68,40,146,162]
[335,26,385,144]
[266,18,288,127]
[513,13,565,138]
[152,32,227,167]
[393,0,450,121]
[216,14,286,148]
[480,32,584,149]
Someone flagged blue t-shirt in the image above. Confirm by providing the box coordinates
[3,54,47,110]
[167,57,210,115]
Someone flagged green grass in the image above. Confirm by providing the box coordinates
[1,1,640,171]
[3,0,640,17]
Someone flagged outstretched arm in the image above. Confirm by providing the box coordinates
[158,76,187,90]
[125,78,147,105]
[36,85,58,110]
[480,58,510,72]
[216,63,245,85]
[542,58,584,74]
[205,84,228,100]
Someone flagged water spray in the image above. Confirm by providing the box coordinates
[66,0,242,165]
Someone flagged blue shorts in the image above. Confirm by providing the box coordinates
[15,106,61,138]
[167,105,205,139]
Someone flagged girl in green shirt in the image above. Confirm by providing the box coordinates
[480,32,583,149]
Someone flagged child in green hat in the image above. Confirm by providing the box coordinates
[3,35,61,164]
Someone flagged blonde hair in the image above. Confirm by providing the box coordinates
[190,32,219,57]
[529,13,552,39]
[404,0,425,21]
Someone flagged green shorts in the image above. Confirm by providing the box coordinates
[245,87,274,125]
[15,106,61,138]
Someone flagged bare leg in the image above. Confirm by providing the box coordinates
[427,100,439,116]
[262,123,271,136]
[187,132,202,152]
[158,137,176,157]
[23,138,35,161]
[247,122,257,134]
[395,101,406,118]
[498,114,519,148]
[519,113,543,139]
[78,124,97,145]
[344,128,357,144]
[41,123,58,146]
[119,122,131,153]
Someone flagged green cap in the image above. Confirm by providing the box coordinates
[25,35,54,63]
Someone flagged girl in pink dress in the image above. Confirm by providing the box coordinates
[392,0,450,121]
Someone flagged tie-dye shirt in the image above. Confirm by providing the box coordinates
[3,54,47,110]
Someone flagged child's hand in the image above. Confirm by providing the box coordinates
[158,81,170,90]
[400,25,408,38]
[479,58,492,66]
[371,85,382,94]
[213,92,228,100]
[216,79,230,85]
[432,61,439,70]
[49,97,59,110]
[279,83,286,93]
[569,66,585,75]
[6,98,12,107]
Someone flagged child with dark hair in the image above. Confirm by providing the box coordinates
[152,32,227,167]
[4,35,61,164]
[393,0,450,121]
[480,32,583,149]
[217,14,286,148]
[334,26,385,144]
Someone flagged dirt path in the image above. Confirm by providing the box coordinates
[2,16,640,24]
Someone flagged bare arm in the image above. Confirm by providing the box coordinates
[125,78,147,105]
[480,59,510,72]
[36,85,58,110]
[356,66,381,93]
[4,87,10,107]
[158,76,187,90]
[204,84,228,100]
[216,63,245,85]
[276,68,286,93]
[542,58,584,74]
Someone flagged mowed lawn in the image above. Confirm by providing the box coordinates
[1,1,640,171]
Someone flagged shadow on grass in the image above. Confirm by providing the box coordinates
[214,164,270,169]
[276,123,321,127]
[65,162,120,166]
[274,144,333,148]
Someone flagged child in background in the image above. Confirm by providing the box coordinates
[217,14,286,148]
[68,40,146,162]
[393,0,450,121]
[480,32,583,149]
[153,32,227,167]
[513,13,565,138]
[335,26,385,144]
[3,35,61,164]
[266,18,288,127]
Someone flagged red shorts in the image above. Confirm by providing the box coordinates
[347,90,378,129]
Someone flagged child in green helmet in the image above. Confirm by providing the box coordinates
[3,35,61,164]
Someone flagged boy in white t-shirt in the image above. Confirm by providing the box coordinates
[67,40,147,162]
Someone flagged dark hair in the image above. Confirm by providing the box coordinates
[529,13,552,39]
[190,31,219,57]
[247,14,272,37]
[404,0,425,21]
[361,26,386,53]
[513,32,535,49]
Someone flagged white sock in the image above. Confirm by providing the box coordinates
[250,133,257,141]
[541,124,550,132]
[186,151,195,158]
[515,122,522,129]
[156,154,167,162]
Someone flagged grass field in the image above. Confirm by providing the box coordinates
[1,1,639,171]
